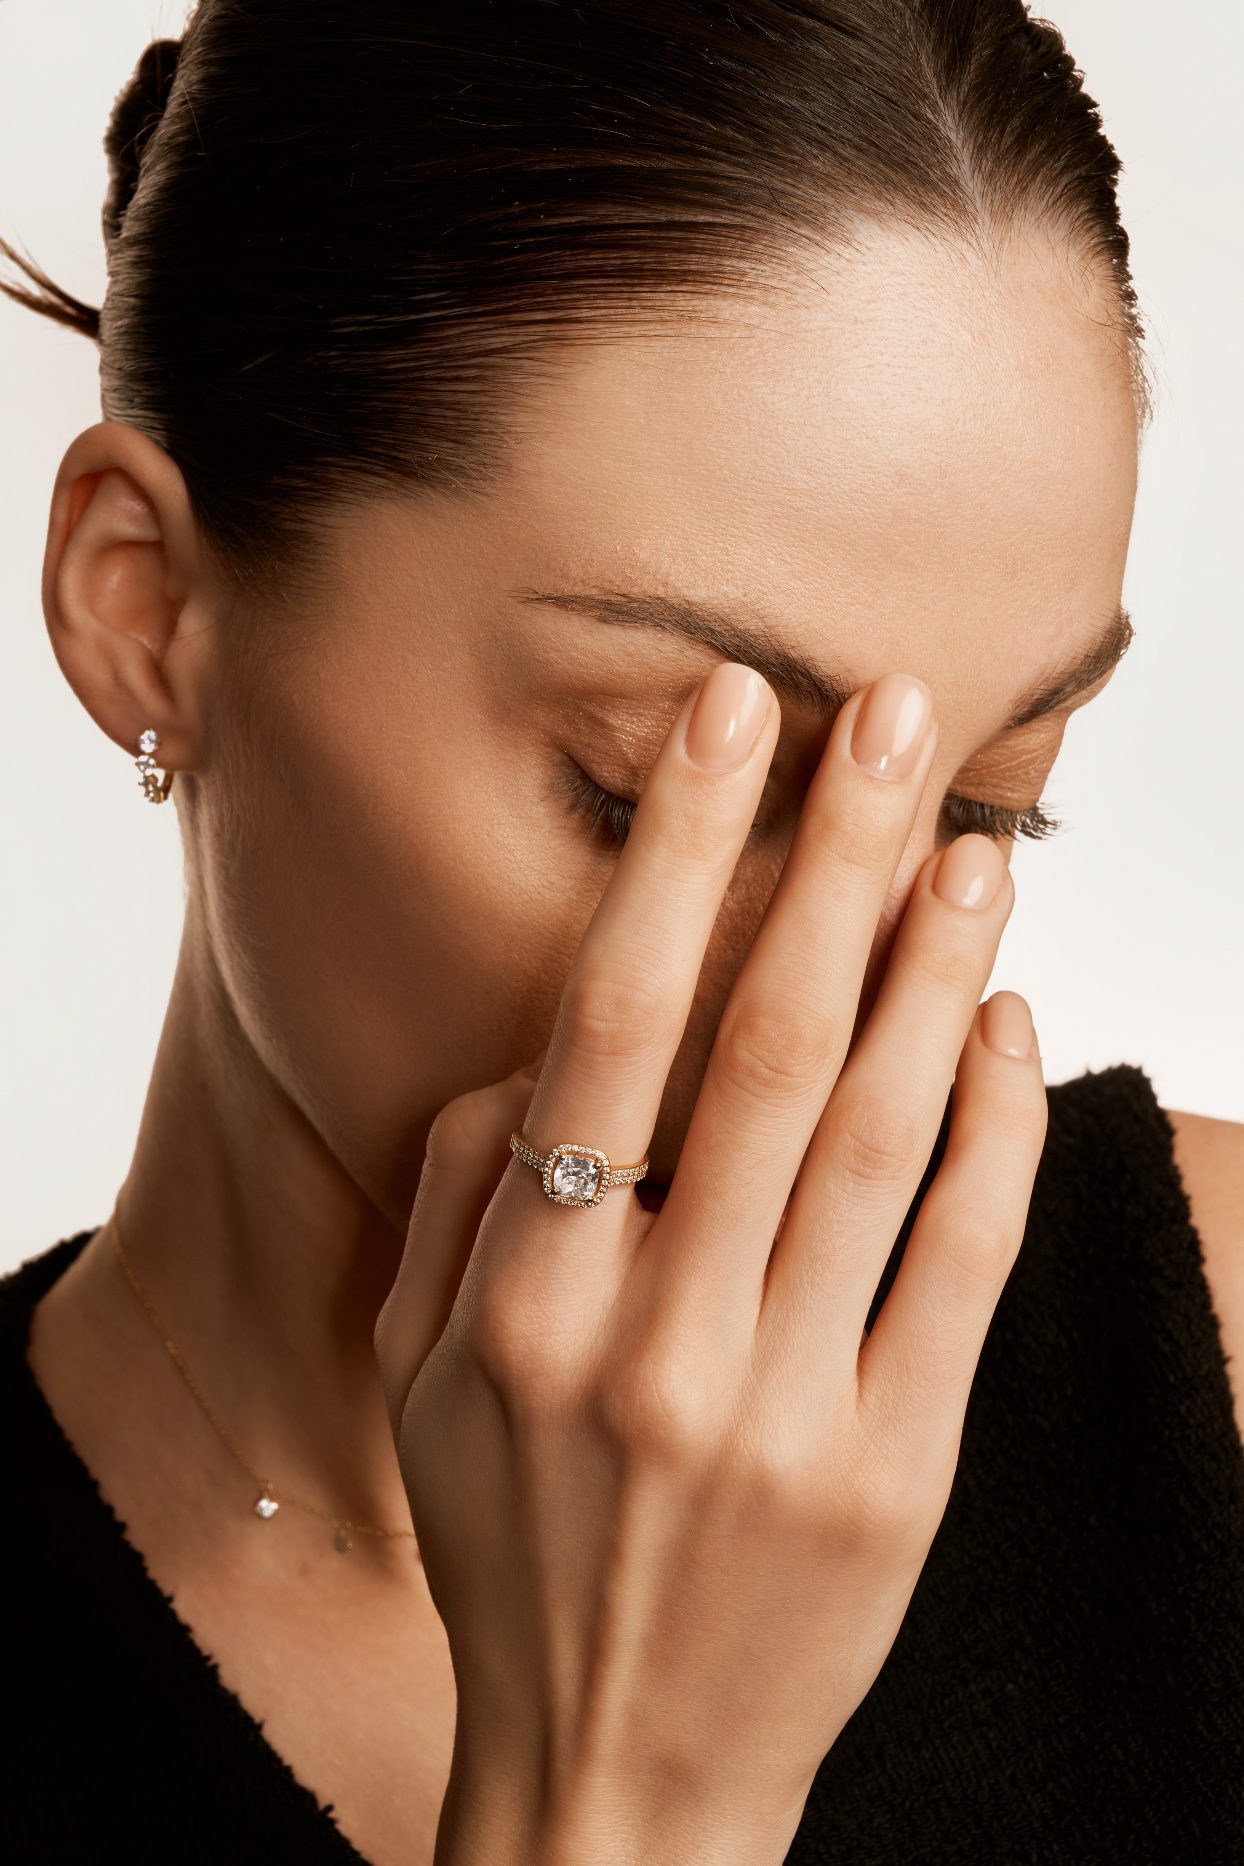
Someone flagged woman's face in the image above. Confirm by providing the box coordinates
[191,226,1138,1221]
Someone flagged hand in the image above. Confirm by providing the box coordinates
[376,664,1046,1864]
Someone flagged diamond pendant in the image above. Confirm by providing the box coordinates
[254,1492,279,1520]
[333,1526,353,1552]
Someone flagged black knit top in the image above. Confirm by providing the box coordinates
[3,1067,1243,1863]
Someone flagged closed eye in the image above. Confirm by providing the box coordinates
[936,795,1060,844]
[560,763,1061,851]
[557,764,638,847]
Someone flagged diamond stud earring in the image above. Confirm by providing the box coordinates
[135,728,173,804]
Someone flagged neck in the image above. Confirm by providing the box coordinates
[115,913,414,1531]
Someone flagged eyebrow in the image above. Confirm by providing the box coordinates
[517,589,850,715]
[1003,606,1133,727]
[517,588,1133,729]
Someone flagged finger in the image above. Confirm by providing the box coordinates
[765,834,1015,1356]
[515,661,777,1204]
[859,991,1046,1446]
[662,674,938,1264]
[375,1063,539,1431]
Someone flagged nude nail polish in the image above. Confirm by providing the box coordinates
[685,663,771,771]
[934,833,1006,910]
[982,990,1035,1059]
[850,675,933,779]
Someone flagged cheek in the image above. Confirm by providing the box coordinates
[190,687,600,1218]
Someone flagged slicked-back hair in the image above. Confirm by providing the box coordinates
[2,0,1139,582]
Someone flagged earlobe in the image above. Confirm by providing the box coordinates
[42,422,213,773]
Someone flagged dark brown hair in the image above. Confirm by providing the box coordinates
[2,0,1137,582]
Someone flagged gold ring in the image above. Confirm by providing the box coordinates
[509,1132,650,1208]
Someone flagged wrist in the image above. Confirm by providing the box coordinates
[434,1730,807,1866]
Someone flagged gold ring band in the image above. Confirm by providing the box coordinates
[509,1132,650,1208]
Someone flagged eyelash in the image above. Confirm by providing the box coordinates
[937,795,1061,844]
[558,765,641,846]
[560,763,1061,849]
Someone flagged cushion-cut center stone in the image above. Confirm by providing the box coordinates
[552,1153,603,1202]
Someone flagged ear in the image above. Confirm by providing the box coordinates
[42,422,219,772]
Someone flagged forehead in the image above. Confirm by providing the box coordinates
[501,224,1138,732]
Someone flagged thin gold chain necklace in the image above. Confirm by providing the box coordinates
[109,1210,419,1557]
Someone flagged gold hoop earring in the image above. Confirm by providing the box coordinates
[136,729,173,804]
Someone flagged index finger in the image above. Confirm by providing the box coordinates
[516,660,778,1207]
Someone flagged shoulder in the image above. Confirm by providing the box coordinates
[1168,1111,1244,1260]
[1168,1111,1244,1421]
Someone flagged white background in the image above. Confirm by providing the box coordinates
[2,0,1241,1273]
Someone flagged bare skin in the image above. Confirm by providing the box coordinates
[1171,1113,1244,1414]
[27,225,1244,1863]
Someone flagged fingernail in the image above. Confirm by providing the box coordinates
[685,663,771,771]
[850,675,933,779]
[934,833,1006,910]
[982,990,1035,1059]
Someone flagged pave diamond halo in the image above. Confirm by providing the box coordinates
[509,1132,650,1207]
[551,1151,605,1204]
[544,1143,611,1207]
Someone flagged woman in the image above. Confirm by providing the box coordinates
[2,2,1241,1860]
